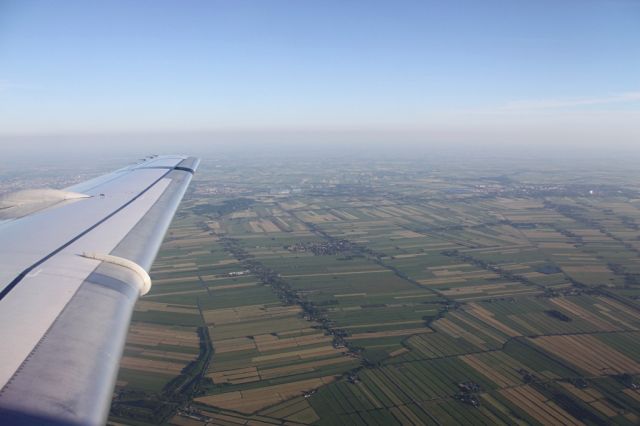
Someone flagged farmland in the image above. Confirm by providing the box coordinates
[108,155,640,425]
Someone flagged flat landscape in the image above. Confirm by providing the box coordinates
[107,155,640,425]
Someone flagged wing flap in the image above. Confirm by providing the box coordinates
[0,155,198,425]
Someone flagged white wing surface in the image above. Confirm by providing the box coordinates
[0,155,199,425]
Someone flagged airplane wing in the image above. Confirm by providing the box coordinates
[0,155,199,425]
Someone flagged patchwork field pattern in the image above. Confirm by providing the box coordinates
[109,158,640,425]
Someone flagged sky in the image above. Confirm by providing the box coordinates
[0,0,639,153]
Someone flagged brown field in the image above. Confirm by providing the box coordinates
[195,376,337,413]
[160,235,217,249]
[135,301,200,315]
[590,401,618,418]
[456,287,541,302]
[258,357,354,380]
[295,211,341,223]
[253,333,332,352]
[623,389,640,403]
[329,209,359,220]
[279,201,307,210]
[211,259,240,266]
[538,243,577,250]
[346,320,424,330]
[169,415,205,426]
[500,385,583,425]
[145,288,208,298]
[562,266,612,274]
[529,334,640,375]
[213,336,257,353]
[558,382,599,403]
[120,356,187,375]
[596,297,640,321]
[248,221,263,233]
[440,283,511,296]
[282,269,389,278]
[466,303,521,337]
[209,367,260,384]
[259,219,280,232]
[388,347,410,357]
[126,323,199,348]
[153,261,197,270]
[348,327,431,340]
[205,220,220,230]
[230,210,257,219]
[251,346,346,365]
[208,316,311,341]
[558,383,619,418]
[202,304,301,326]
[277,327,318,337]
[334,292,367,298]
[549,298,619,331]
[429,263,471,270]
[396,230,425,238]
[132,348,197,362]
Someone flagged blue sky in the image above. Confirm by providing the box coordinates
[0,0,638,147]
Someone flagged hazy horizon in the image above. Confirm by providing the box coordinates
[3,131,640,168]
[1,0,639,154]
